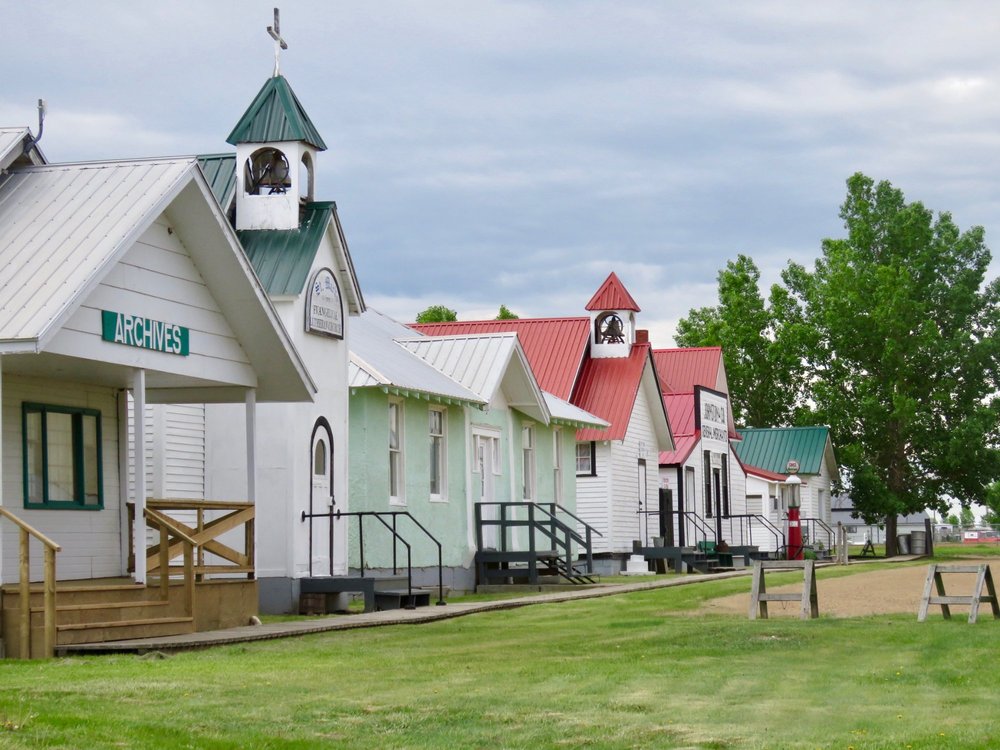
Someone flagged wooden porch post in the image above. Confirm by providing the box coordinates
[133,369,147,584]
[245,388,257,576]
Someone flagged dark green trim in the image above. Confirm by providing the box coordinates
[237,203,334,296]
[22,402,104,511]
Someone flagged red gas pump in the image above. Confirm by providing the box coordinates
[782,463,803,560]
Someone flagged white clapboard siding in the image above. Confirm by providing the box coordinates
[610,384,659,553]
[49,219,256,386]
[575,441,613,553]
[1,376,121,583]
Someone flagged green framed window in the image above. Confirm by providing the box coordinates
[22,402,103,510]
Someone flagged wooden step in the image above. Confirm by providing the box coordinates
[373,589,432,611]
[56,616,195,646]
[34,600,171,615]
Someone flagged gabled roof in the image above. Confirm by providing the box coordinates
[0,127,45,170]
[653,347,725,394]
[226,75,327,150]
[0,157,315,402]
[197,153,237,209]
[357,311,606,429]
[349,310,485,408]
[411,317,589,400]
[0,158,196,345]
[735,426,838,479]
[396,333,550,424]
[236,201,364,313]
[585,271,640,312]
[573,343,671,445]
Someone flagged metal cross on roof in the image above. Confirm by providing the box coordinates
[268,7,288,77]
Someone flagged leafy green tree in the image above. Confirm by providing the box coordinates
[960,506,976,527]
[496,305,519,320]
[784,173,1000,554]
[675,254,810,427]
[946,513,960,526]
[415,305,458,323]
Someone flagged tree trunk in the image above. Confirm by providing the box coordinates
[884,514,898,557]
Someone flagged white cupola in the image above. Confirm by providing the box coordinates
[585,272,640,359]
[226,12,326,231]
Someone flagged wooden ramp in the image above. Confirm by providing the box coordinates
[748,560,818,620]
[918,563,1000,624]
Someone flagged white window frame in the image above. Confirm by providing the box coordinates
[388,399,405,505]
[429,406,447,502]
[576,441,595,476]
[522,424,536,501]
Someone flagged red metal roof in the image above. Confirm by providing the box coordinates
[584,272,640,312]
[574,343,653,441]
[663,392,695,437]
[743,463,788,482]
[652,347,724,394]
[410,317,589,400]
[659,433,699,466]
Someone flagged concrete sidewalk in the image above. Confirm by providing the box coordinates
[60,570,753,656]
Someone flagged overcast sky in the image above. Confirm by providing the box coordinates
[5,1,1000,346]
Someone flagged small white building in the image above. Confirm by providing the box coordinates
[0,127,314,655]
[735,426,839,552]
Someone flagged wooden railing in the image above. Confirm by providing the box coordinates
[0,507,61,659]
[128,499,255,580]
[143,508,196,617]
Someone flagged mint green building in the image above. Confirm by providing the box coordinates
[348,310,607,592]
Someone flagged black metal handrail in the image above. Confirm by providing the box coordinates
[801,517,835,554]
[673,510,714,549]
[300,508,446,607]
[723,513,785,553]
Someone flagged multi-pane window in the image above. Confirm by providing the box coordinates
[429,408,446,500]
[522,425,536,500]
[388,400,404,504]
[23,403,102,509]
[576,442,595,475]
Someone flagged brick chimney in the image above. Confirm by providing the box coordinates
[635,329,649,344]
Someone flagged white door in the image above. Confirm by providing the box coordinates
[311,431,333,574]
[474,430,500,549]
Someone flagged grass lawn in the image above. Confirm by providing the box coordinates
[0,562,997,749]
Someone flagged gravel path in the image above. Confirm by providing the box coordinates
[700,558,995,618]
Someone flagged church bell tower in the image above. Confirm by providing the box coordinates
[227,9,327,231]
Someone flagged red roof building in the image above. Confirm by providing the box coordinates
[411,273,673,561]
[652,347,750,550]
[652,346,727,394]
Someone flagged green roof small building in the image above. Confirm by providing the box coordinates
[736,426,839,549]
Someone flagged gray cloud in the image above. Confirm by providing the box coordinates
[5,0,1000,341]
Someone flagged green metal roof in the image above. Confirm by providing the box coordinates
[237,202,333,296]
[226,75,327,150]
[197,153,237,208]
[735,426,833,475]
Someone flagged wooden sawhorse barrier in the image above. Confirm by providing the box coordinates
[917,563,1000,624]
[749,560,819,620]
